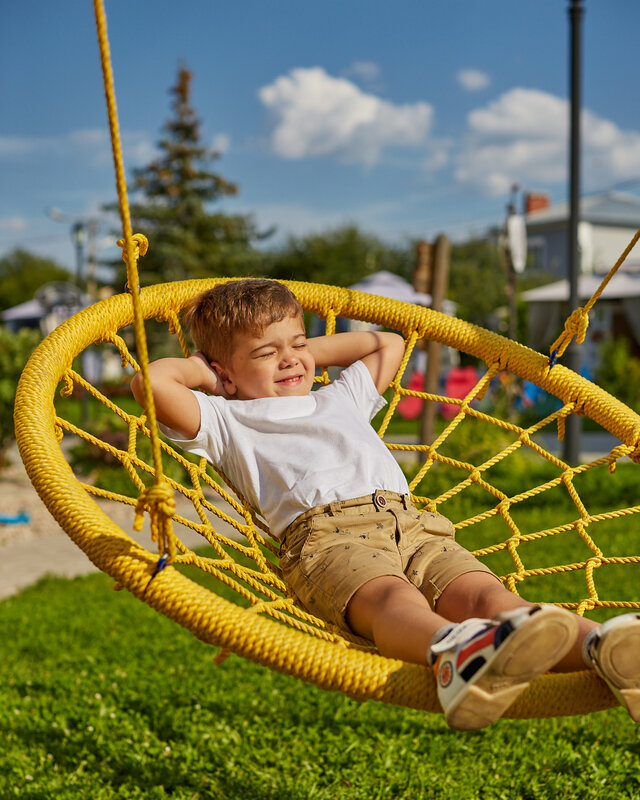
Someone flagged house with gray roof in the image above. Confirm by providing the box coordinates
[525,190,640,276]
[520,191,640,369]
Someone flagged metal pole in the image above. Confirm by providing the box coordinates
[72,221,87,287]
[564,0,584,465]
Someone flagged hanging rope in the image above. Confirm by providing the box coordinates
[93,0,176,562]
[549,225,640,367]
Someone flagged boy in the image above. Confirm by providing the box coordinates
[132,278,640,730]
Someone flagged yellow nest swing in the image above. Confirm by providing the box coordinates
[14,0,640,721]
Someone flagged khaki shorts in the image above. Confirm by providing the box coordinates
[280,490,498,633]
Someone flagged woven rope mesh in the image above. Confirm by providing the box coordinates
[15,278,640,715]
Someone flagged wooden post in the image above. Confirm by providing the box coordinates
[419,235,450,453]
[413,240,433,295]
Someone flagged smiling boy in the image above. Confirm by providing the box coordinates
[131,278,640,730]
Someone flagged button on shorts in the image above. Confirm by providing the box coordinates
[280,490,498,633]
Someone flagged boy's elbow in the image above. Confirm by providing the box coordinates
[387,332,406,359]
[130,371,144,406]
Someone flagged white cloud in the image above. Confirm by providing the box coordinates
[0,136,37,157]
[456,87,640,195]
[210,133,231,154]
[258,67,433,165]
[0,128,154,168]
[0,217,28,232]
[343,60,381,83]
[456,69,490,92]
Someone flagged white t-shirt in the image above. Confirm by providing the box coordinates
[160,360,410,539]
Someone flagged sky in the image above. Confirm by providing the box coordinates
[3,0,640,275]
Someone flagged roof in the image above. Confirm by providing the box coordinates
[1,299,45,322]
[526,191,640,228]
[521,270,640,302]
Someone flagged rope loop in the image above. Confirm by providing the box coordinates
[549,306,589,366]
[116,233,149,265]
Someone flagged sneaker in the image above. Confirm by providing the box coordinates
[430,605,578,731]
[583,613,640,722]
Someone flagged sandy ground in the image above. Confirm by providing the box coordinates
[0,449,70,547]
[0,443,243,600]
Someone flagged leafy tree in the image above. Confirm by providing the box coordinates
[266,225,412,287]
[596,337,640,414]
[0,326,41,465]
[116,65,263,286]
[448,239,507,328]
[0,249,70,313]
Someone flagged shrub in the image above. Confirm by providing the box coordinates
[0,326,41,465]
[596,337,640,414]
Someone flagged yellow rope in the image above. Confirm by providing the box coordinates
[16,278,640,716]
[549,225,640,364]
[93,0,176,562]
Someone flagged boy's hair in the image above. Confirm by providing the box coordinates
[182,279,303,364]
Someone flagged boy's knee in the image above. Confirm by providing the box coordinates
[347,576,418,637]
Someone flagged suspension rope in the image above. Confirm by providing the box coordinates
[93,0,176,561]
[549,225,640,367]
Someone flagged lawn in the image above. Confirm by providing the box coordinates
[2,568,640,800]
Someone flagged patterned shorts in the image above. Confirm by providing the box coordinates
[280,490,498,633]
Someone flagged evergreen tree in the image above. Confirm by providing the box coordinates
[118,65,263,286]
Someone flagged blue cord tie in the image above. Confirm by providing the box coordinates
[145,554,169,592]
[549,349,559,368]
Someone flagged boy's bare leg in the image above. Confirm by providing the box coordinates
[435,571,597,672]
[346,576,449,664]
[347,571,597,671]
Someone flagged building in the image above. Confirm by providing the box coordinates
[525,191,640,277]
[520,191,640,370]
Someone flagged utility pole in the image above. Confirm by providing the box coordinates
[564,0,584,465]
[71,221,88,287]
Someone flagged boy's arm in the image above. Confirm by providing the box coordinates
[307,331,405,393]
[130,353,223,440]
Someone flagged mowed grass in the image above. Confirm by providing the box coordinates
[2,563,640,800]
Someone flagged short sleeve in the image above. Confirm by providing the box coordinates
[329,361,386,422]
[158,390,227,462]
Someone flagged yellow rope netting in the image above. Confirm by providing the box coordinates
[14,279,640,717]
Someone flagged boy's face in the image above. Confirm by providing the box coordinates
[214,314,315,400]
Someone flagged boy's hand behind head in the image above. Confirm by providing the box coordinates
[189,353,231,398]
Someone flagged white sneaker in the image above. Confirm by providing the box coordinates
[430,605,578,731]
[583,613,640,722]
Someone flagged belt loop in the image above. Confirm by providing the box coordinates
[329,501,342,516]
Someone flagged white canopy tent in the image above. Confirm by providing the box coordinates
[349,270,457,315]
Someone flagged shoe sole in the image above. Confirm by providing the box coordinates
[595,615,640,721]
[446,606,578,731]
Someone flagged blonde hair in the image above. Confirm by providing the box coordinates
[182,279,303,364]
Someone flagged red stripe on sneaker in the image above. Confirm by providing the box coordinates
[456,627,496,668]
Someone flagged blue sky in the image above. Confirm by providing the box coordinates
[2,0,640,273]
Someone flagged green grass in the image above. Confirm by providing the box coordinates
[2,570,640,800]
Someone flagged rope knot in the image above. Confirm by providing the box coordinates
[549,306,589,365]
[116,233,149,264]
[134,481,177,561]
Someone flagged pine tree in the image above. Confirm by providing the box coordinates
[119,65,263,286]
